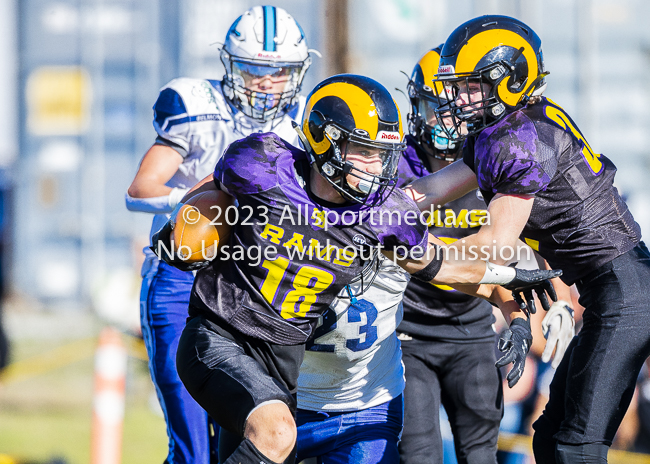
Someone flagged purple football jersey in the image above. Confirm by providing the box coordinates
[463,97,641,284]
[397,136,494,340]
[190,132,428,345]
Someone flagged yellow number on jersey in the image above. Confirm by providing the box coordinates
[544,99,603,175]
[260,257,335,320]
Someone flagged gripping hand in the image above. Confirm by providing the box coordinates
[495,317,533,388]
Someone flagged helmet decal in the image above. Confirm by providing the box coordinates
[228,16,242,38]
[417,49,445,96]
[303,82,376,154]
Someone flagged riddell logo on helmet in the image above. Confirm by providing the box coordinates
[438,65,455,75]
[257,52,282,59]
[376,131,401,141]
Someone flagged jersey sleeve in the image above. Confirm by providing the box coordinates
[474,112,552,196]
[213,133,285,196]
[152,85,191,157]
[373,189,429,259]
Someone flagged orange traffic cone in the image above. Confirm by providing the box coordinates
[91,327,127,464]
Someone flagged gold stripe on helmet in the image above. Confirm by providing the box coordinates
[419,49,441,77]
[456,29,538,106]
[418,49,445,95]
[303,82,378,155]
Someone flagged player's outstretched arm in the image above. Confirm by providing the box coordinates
[384,233,561,313]
[126,144,187,213]
[403,159,478,212]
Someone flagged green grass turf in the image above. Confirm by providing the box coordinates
[0,337,168,464]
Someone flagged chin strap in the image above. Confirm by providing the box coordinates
[520,71,550,105]
[292,121,317,164]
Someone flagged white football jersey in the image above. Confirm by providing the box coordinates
[297,258,410,412]
[143,78,305,271]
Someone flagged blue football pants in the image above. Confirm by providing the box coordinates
[141,260,218,463]
[296,395,403,464]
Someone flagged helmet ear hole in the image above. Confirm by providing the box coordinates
[507,55,529,93]
[308,110,326,143]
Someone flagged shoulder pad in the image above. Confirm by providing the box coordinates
[215,133,291,195]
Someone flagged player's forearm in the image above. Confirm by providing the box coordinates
[391,237,518,285]
[491,286,529,323]
[430,255,487,284]
[125,186,189,213]
[127,144,185,201]
[449,282,497,300]
[403,160,478,212]
[127,176,175,198]
[445,232,520,266]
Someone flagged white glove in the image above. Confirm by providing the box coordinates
[541,300,575,369]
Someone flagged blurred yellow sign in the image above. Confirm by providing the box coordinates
[26,66,91,135]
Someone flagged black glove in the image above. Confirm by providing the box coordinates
[495,317,533,388]
[503,268,562,314]
[150,220,211,272]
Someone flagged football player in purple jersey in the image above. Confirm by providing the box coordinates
[406,15,650,464]
[155,74,559,464]
[397,45,576,464]
[397,45,506,464]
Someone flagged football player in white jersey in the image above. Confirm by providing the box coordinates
[125,6,314,463]
[297,256,410,464]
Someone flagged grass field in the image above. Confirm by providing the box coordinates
[0,333,168,464]
[2,318,649,464]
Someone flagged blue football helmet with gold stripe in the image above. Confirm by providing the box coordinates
[433,15,548,138]
[408,45,461,161]
[294,74,406,205]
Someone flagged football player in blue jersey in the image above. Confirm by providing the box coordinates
[125,6,313,463]
[160,74,560,464]
[406,15,650,464]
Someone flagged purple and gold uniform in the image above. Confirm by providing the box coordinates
[463,97,641,285]
[190,133,427,345]
[177,132,428,445]
[461,97,650,459]
[189,132,427,345]
[397,135,502,464]
[398,136,494,340]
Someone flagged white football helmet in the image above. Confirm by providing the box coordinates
[221,6,312,122]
